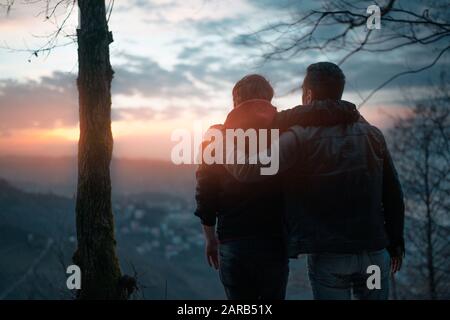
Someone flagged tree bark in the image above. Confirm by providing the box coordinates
[73,0,125,300]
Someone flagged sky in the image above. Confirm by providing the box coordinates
[0,0,447,159]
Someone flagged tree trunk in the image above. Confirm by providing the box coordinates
[73,0,125,300]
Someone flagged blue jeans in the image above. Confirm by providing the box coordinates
[219,237,289,300]
[307,249,390,300]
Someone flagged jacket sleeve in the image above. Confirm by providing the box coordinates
[380,133,405,257]
[194,125,224,226]
[223,127,302,182]
[273,100,359,130]
[274,105,314,130]
[194,160,220,226]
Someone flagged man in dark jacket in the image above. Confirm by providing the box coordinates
[223,63,405,300]
[194,74,359,299]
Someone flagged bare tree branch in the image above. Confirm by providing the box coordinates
[241,0,450,107]
[0,0,77,60]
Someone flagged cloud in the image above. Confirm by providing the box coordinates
[0,72,78,134]
[116,0,177,12]
[113,53,208,99]
[112,107,156,121]
[246,0,317,11]
[0,53,193,134]
[1,48,444,135]
[177,46,204,60]
[188,17,245,36]
[112,105,184,121]
[1,0,447,138]
[115,45,450,109]
[0,52,225,134]
[341,50,449,94]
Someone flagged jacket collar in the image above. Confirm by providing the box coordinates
[224,99,277,130]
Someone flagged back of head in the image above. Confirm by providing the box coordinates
[303,62,345,101]
[232,74,274,107]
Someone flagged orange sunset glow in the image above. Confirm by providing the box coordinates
[0,0,440,161]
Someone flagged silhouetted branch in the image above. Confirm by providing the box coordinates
[388,75,450,299]
[0,0,77,60]
[359,45,450,107]
[241,0,450,107]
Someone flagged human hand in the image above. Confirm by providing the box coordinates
[205,238,219,270]
[391,256,403,273]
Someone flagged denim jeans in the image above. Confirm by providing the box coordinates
[307,249,390,300]
[219,237,289,300]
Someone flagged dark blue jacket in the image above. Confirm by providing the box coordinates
[195,100,360,242]
[223,102,405,257]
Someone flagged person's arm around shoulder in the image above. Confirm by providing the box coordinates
[223,126,304,182]
[273,100,359,130]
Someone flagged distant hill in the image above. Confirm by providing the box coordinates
[0,156,196,200]
[0,178,74,237]
[0,179,75,299]
[0,178,225,299]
